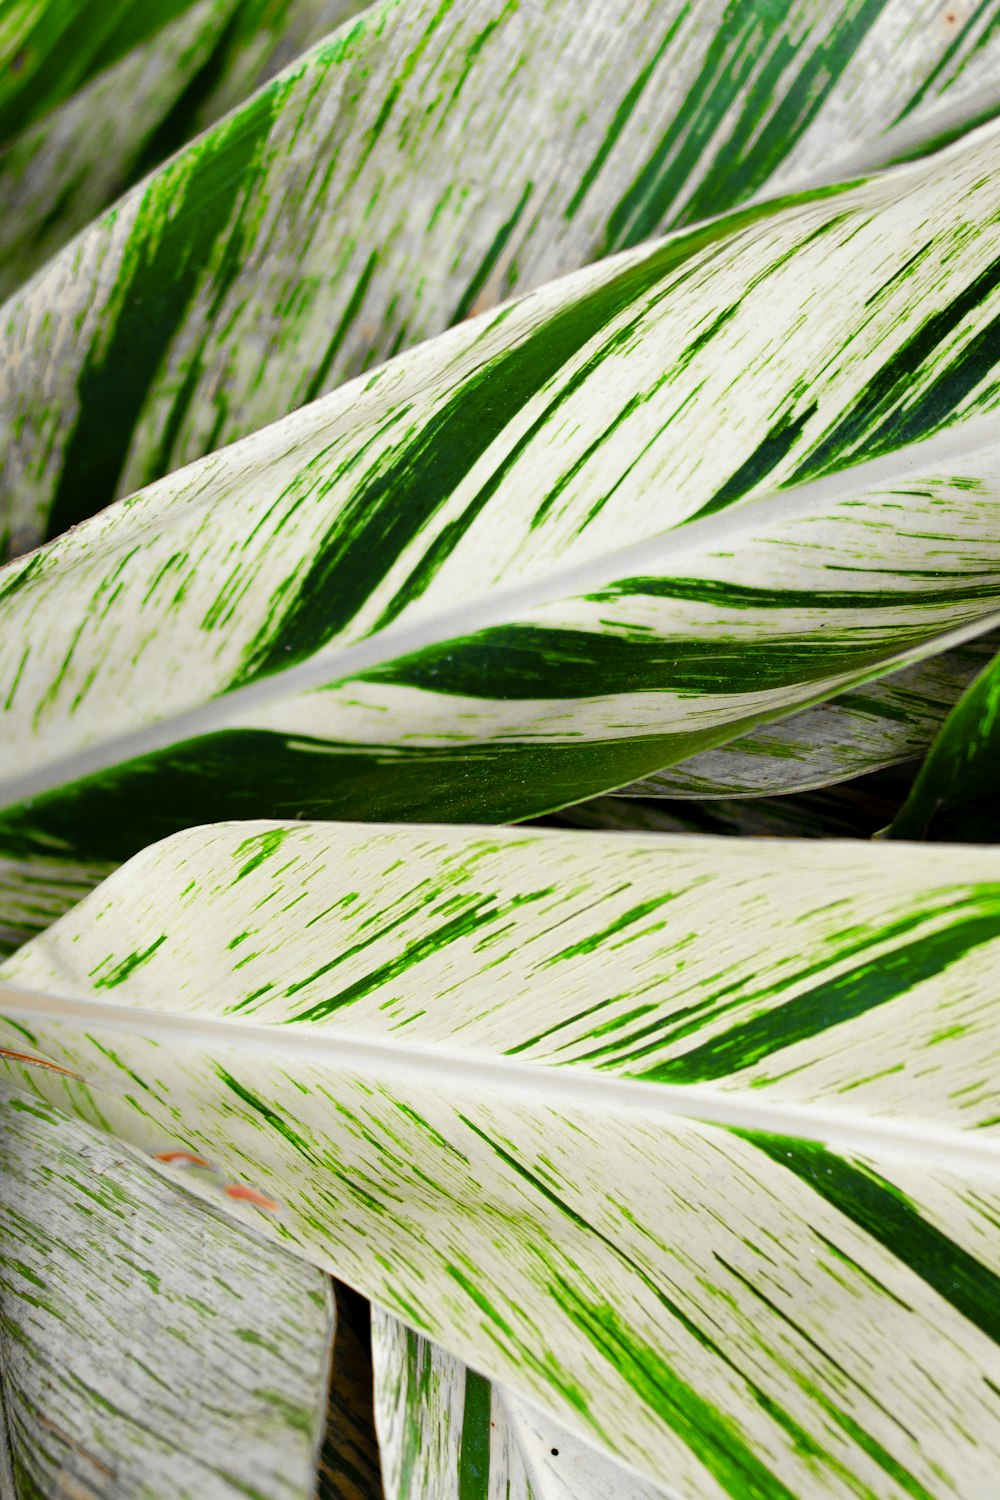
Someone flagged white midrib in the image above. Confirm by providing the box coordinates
[1,979,996,1176]
[2,412,1000,812]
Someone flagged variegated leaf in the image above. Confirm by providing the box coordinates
[621,629,1000,798]
[0,0,370,300]
[889,642,1000,841]
[5,0,1000,554]
[0,1085,335,1498]
[0,848,118,958]
[1,819,999,1497]
[0,0,207,147]
[2,126,1000,941]
[371,1309,670,1500]
[552,770,910,840]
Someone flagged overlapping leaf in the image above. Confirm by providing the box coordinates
[551,770,911,841]
[5,0,1000,556]
[3,123,1000,939]
[889,642,1000,841]
[0,0,371,300]
[0,0,208,146]
[0,1085,334,1498]
[1,820,999,1496]
[371,1309,670,1500]
[622,629,1000,797]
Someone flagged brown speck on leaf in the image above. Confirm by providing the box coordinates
[0,1045,84,1079]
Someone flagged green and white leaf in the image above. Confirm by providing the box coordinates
[3,123,1000,936]
[889,642,1000,841]
[2,819,1000,1497]
[371,1309,671,1500]
[553,773,907,840]
[0,1085,335,1498]
[0,0,370,300]
[620,629,1000,798]
[6,0,1000,553]
[0,848,118,959]
[0,0,210,147]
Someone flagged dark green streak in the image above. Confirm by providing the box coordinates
[286,890,552,1022]
[574,905,943,1069]
[234,238,678,682]
[744,1133,1000,1345]
[602,0,886,250]
[0,554,42,608]
[231,186,845,686]
[461,1119,797,1500]
[283,902,429,995]
[715,1255,934,1500]
[0,729,688,861]
[92,934,167,989]
[451,181,533,324]
[552,1281,799,1500]
[564,10,687,222]
[362,622,936,699]
[233,826,290,880]
[635,907,1000,1083]
[593,572,1000,612]
[45,90,277,541]
[545,895,674,963]
[457,1368,491,1500]
[372,343,628,628]
[797,248,1000,479]
[304,250,379,406]
[687,405,816,521]
[216,1068,315,1158]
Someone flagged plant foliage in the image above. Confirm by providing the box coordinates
[2,2,1000,1496]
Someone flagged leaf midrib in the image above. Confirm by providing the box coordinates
[1,977,995,1177]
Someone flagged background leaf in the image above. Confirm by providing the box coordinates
[0,1086,335,1498]
[889,644,1000,841]
[5,0,1000,555]
[0,0,371,300]
[319,1284,386,1500]
[371,1309,670,1500]
[619,629,1000,797]
[550,766,914,840]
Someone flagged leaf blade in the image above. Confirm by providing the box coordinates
[2,819,1000,1495]
[889,643,1000,840]
[6,0,1000,551]
[371,1309,672,1500]
[0,1085,335,1498]
[2,124,1000,936]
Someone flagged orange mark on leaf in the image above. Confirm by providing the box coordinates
[153,1150,216,1169]
[223,1182,282,1212]
[0,1046,83,1079]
